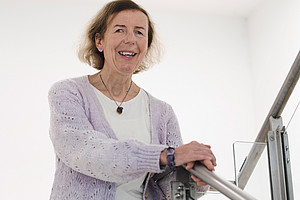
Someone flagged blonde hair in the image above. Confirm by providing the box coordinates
[78,0,162,74]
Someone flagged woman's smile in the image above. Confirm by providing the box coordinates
[118,51,137,57]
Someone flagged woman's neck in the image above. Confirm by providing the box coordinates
[100,70,132,96]
[89,70,140,102]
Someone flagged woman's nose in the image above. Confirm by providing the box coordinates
[124,31,136,44]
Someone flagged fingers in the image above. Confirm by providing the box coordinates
[191,175,207,186]
[186,160,215,171]
[189,142,216,164]
[201,159,215,171]
[185,162,195,170]
[174,141,217,167]
[194,142,217,167]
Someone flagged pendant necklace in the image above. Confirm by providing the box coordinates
[99,74,133,114]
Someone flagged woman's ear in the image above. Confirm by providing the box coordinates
[95,33,103,52]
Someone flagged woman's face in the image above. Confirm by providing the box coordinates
[97,10,148,75]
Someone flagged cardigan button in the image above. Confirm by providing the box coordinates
[108,185,112,190]
[145,191,149,199]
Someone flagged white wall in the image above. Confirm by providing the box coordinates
[134,11,255,199]
[1,0,298,199]
[248,0,300,199]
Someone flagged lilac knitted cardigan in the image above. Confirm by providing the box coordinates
[48,76,208,200]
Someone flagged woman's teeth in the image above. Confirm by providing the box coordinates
[119,51,136,56]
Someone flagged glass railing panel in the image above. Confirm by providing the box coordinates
[233,141,271,199]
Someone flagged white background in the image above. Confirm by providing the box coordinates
[0,0,299,199]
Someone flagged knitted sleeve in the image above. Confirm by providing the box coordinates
[157,104,209,199]
[48,80,167,183]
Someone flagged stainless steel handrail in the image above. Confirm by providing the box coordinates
[185,163,257,200]
[238,50,300,189]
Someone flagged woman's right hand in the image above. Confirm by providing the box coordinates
[174,141,217,171]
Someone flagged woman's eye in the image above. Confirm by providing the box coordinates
[115,29,123,33]
[136,31,144,35]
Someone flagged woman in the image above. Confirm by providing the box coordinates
[48,0,216,199]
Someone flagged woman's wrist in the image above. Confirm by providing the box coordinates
[160,148,168,166]
[167,147,176,171]
[160,147,177,171]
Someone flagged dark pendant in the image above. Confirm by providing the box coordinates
[116,106,123,114]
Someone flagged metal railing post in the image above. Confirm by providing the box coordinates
[238,51,300,189]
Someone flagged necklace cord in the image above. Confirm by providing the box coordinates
[99,73,133,109]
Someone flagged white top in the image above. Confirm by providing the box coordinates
[92,86,151,200]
